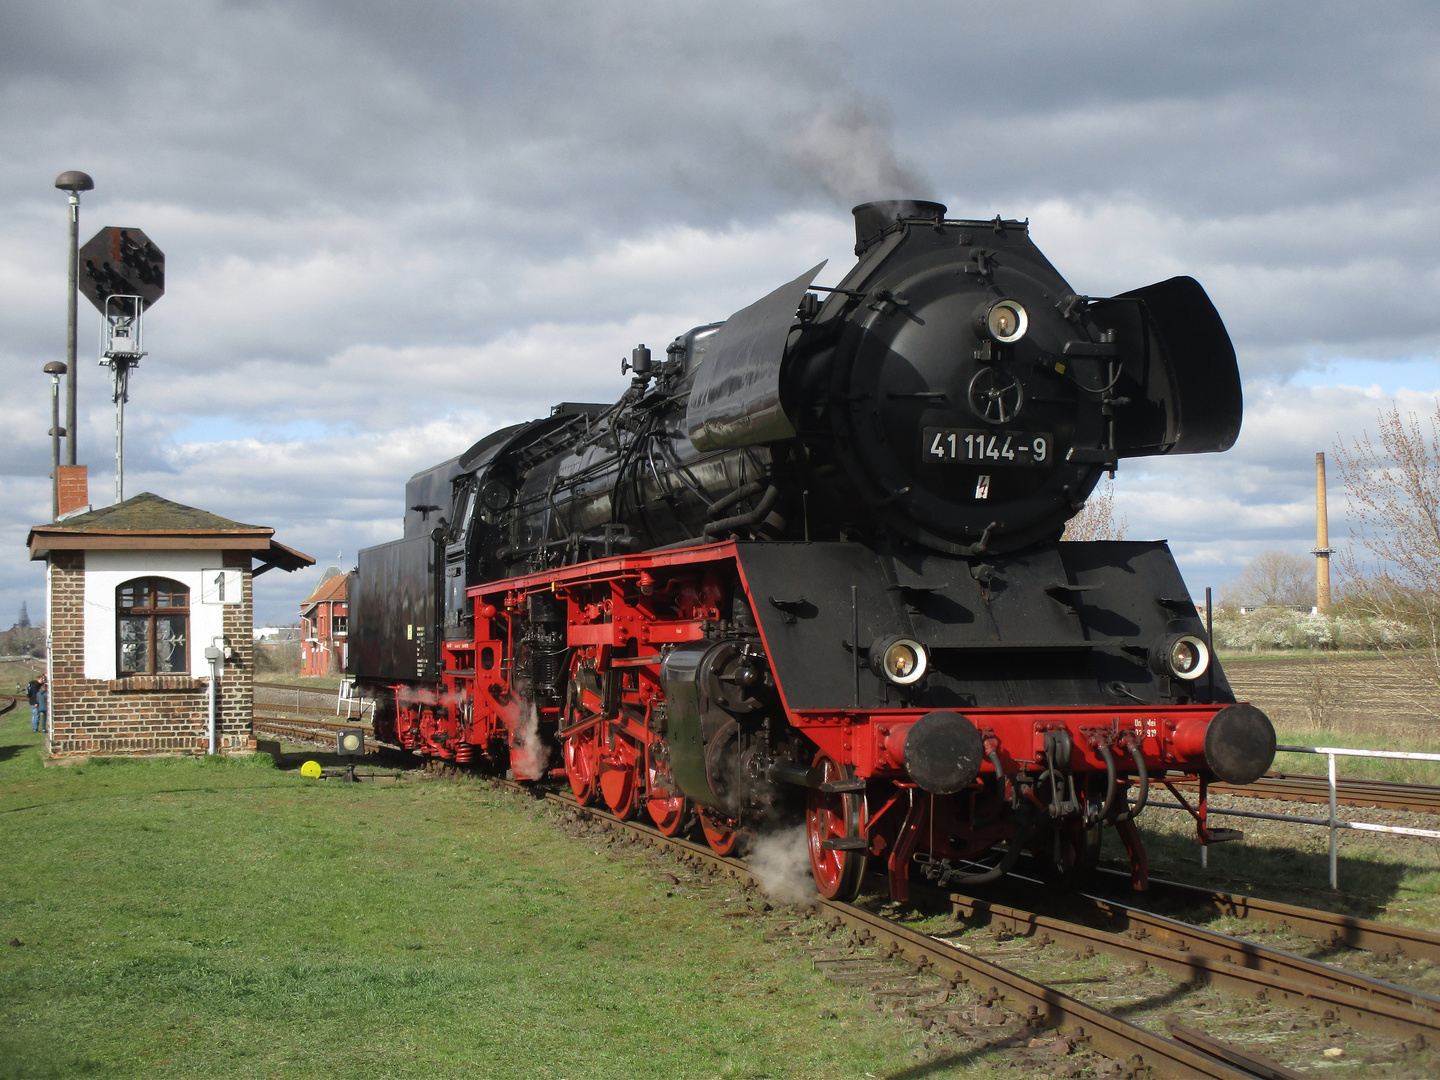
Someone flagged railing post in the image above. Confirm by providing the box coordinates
[1328,752,1338,890]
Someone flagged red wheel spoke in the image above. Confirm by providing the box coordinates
[806,753,866,901]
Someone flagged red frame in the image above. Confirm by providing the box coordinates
[382,542,1227,893]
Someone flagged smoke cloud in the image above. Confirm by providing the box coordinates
[790,101,935,207]
[510,701,548,781]
[747,824,818,906]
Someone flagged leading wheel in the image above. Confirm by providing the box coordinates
[806,753,867,901]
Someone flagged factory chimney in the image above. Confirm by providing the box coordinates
[1313,452,1334,613]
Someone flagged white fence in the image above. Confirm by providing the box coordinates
[337,678,375,720]
[1151,744,1440,890]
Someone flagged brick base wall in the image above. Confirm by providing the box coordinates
[47,550,257,759]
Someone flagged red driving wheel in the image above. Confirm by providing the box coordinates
[646,745,689,836]
[598,730,639,820]
[647,793,689,836]
[807,753,867,901]
[563,727,599,806]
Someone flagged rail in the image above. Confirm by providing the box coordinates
[1151,743,1440,890]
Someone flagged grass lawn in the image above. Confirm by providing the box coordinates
[0,718,924,1080]
[1270,725,1440,785]
[2,658,43,698]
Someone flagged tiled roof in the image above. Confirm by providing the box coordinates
[28,492,315,574]
[36,492,265,532]
[303,572,350,606]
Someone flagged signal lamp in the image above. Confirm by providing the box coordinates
[872,636,929,686]
[1149,634,1210,681]
[336,727,366,756]
[976,299,1028,344]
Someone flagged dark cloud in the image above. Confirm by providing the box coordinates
[3,0,1440,621]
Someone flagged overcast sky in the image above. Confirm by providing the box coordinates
[3,0,1438,627]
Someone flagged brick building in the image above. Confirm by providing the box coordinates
[300,570,351,677]
[27,492,313,759]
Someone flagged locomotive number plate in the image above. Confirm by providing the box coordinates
[923,428,1053,465]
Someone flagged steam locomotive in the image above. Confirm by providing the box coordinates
[352,200,1276,901]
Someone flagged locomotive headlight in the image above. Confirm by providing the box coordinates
[1149,634,1211,681]
[977,299,1029,344]
[872,636,929,686]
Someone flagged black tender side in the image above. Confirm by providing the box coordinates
[351,534,439,682]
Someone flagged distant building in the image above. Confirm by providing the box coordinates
[26,491,313,758]
[300,569,351,676]
[253,625,300,642]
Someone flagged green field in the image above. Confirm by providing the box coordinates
[2,658,43,698]
[0,719,923,1080]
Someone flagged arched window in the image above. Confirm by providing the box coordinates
[117,577,189,676]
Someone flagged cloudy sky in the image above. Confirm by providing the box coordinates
[3,0,1438,627]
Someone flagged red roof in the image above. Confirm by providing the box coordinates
[302,572,350,608]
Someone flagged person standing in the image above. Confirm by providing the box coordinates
[25,673,47,733]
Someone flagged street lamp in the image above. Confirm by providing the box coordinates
[44,362,67,521]
[54,170,93,467]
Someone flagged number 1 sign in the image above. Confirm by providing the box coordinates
[201,569,242,605]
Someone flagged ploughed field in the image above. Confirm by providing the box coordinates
[1220,654,1440,788]
[1223,653,1439,735]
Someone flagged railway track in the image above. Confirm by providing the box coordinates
[949,875,1440,1046]
[1092,867,1440,965]
[251,681,390,752]
[1198,773,1440,814]
[251,714,402,753]
[539,792,1262,1078]
[470,772,1440,1078]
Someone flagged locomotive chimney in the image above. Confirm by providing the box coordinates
[852,200,947,254]
[1313,452,1333,613]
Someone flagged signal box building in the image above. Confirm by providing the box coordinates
[300,570,351,676]
[26,492,313,759]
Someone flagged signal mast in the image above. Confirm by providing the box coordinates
[76,227,165,503]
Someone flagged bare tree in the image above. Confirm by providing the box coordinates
[1222,550,1316,608]
[1333,400,1440,711]
[1062,476,1129,542]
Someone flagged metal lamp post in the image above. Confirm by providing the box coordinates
[54,171,93,468]
[44,362,67,520]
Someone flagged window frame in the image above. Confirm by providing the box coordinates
[116,576,191,677]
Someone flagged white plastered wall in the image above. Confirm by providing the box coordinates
[83,550,231,680]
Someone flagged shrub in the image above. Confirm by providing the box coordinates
[1211,606,1424,652]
